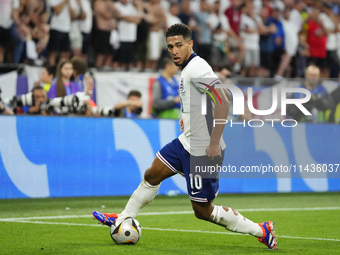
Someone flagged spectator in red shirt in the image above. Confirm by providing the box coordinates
[224,0,244,35]
[306,8,327,76]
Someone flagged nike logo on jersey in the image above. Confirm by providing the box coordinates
[191,191,201,195]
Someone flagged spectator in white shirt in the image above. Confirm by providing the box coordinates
[319,2,340,78]
[115,0,142,70]
[275,7,299,78]
[69,0,87,57]
[289,0,305,32]
[209,0,245,72]
[145,0,166,71]
[166,2,182,28]
[48,0,77,66]
[0,0,20,63]
[240,0,266,77]
[253,0,262,14]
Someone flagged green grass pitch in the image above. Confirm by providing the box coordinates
[0,192,339,255]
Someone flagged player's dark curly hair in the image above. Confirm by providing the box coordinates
[166,24,192,41]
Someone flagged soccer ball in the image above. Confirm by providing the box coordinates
[110,217,142,245]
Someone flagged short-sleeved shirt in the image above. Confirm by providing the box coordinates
[49,0,77,32]
[115,1,138,42]
[307,20,327,58]
[240,13,262,50]
[319,12,337,51]
[0,0,20,29]
[79,0,93,33]
[289,9,303,32]
[282,19,299,56]
[224,7,241,35]
[209,13,230,43]
[178,53,226,156]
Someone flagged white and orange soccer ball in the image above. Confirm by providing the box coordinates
[110,217,142,245]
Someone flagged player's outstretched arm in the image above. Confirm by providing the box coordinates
[205,88,231,158]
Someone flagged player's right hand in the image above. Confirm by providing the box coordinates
[205,143,222,160]
[179,118,184,133]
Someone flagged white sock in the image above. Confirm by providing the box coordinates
[210,205,263,238]
[119,179,160,219]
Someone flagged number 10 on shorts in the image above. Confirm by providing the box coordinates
[189,174,203,190]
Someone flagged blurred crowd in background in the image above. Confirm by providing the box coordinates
[1,0,340,123]
[1,0,340,78]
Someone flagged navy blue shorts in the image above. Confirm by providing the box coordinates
[157,138,224,202]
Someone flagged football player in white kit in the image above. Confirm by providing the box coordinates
[93,24,277,250]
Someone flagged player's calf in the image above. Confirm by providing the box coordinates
[193,203,278,249]
[191,200,214,221]
[119,179,161,219]
[210,205,263,237]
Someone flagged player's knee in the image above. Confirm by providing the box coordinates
[144,168,154,183]
[144,168,161,186]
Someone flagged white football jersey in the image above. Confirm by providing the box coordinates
[178,54,226,156]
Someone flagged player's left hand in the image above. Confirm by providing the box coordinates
[205,143,222,160]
